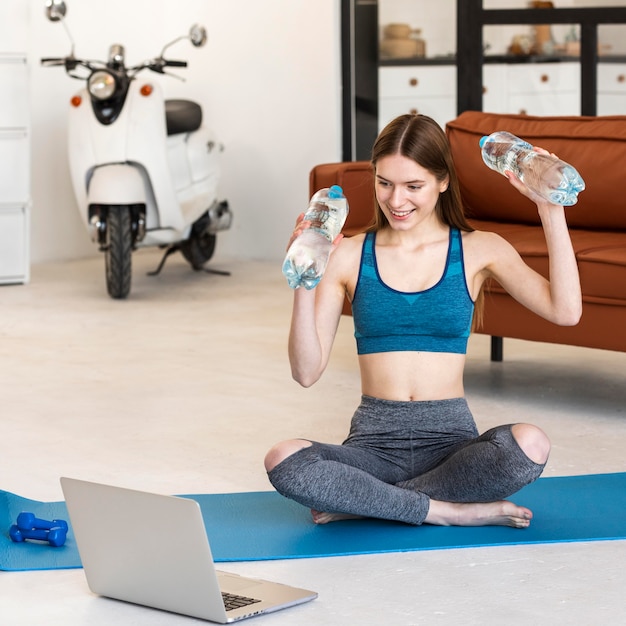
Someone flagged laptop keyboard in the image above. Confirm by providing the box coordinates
[222,592,262,612]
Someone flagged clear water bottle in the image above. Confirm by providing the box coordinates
[479,131,585,206]
[282,185,349,290]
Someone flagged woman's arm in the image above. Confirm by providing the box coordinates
[286,230,352,387]
[480,165,582,326]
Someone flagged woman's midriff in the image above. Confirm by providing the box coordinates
[358,351,466,402]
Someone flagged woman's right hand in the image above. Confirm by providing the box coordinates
[286,211,345,264]
[286,213,310,252]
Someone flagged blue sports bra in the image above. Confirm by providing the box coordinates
[352,228,474,355]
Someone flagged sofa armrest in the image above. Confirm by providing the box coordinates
[309,161,375,236]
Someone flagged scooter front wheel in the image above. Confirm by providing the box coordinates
[104,207,132,299]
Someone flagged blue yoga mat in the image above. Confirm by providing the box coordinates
[2,473,626,571]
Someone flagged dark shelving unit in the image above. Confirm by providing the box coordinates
[342,2,626,161]
[457,1,626,116]
[341,0,379,161]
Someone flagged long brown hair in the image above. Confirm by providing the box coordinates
[367,114,484,328]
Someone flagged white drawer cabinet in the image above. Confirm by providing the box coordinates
[506,63,580,116]
[507,63,579,96]
[598,63,626,116]
[0,54,30,284]
[379,66,456,98]
[483,62,580,116]
[0,130,29,203]
[507,89,580,116]
[0,205,29,284]
[482,64,507,113]
[0,56,29,126]
[380,62,583,131]
[378,65,457,130]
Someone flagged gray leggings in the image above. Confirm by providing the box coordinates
[267,395,545,525]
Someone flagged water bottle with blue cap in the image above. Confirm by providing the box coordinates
[479,131,585,206]
[282,185,349,289]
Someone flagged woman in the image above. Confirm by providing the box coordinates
[265,114,582,528]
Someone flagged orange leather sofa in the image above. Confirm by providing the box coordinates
[310,111,626,360]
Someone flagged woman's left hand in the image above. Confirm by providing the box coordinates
[504,147,562,208]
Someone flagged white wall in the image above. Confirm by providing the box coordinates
[27,0,343,264]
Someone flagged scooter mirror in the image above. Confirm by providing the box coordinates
[45,0,67,21]
[189,24,208,48]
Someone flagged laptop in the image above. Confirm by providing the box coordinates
[60,477,317,623]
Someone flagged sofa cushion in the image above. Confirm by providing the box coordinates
[469,219,626,302]
[446,111,626,230]
[577,246,626,302]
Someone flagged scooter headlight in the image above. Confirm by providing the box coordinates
[88,71,117,100]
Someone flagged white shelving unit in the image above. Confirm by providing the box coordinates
[0,1,30,284]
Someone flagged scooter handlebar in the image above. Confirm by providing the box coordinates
[41,57,67,66]
[41,57,82,72]
[143,58,188,75]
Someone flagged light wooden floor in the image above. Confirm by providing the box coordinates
[1,249,625,625]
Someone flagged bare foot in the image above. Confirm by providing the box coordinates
[425,499,533,528]
[311,509,365,525]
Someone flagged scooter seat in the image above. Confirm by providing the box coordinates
[165,99,203,135]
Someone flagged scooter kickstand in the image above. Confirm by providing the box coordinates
[147,245,179,276]
[202,267,231,276]
[148,246,231,277]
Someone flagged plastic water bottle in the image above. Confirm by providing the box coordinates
[479,131,585,206]
[282,185,349,290]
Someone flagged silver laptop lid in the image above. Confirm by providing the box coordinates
[61,477,231,622]
[60,477,317,623]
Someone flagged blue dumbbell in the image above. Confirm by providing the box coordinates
[16,512,68,533]
[9,524,67,547]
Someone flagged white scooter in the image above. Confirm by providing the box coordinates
[42,0,232,298]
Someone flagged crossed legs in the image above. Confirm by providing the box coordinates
[264,401,549,529]
[397,422,549,526]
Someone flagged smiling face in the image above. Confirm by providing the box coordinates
[375,153,449,230]
[369,114,467,233]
